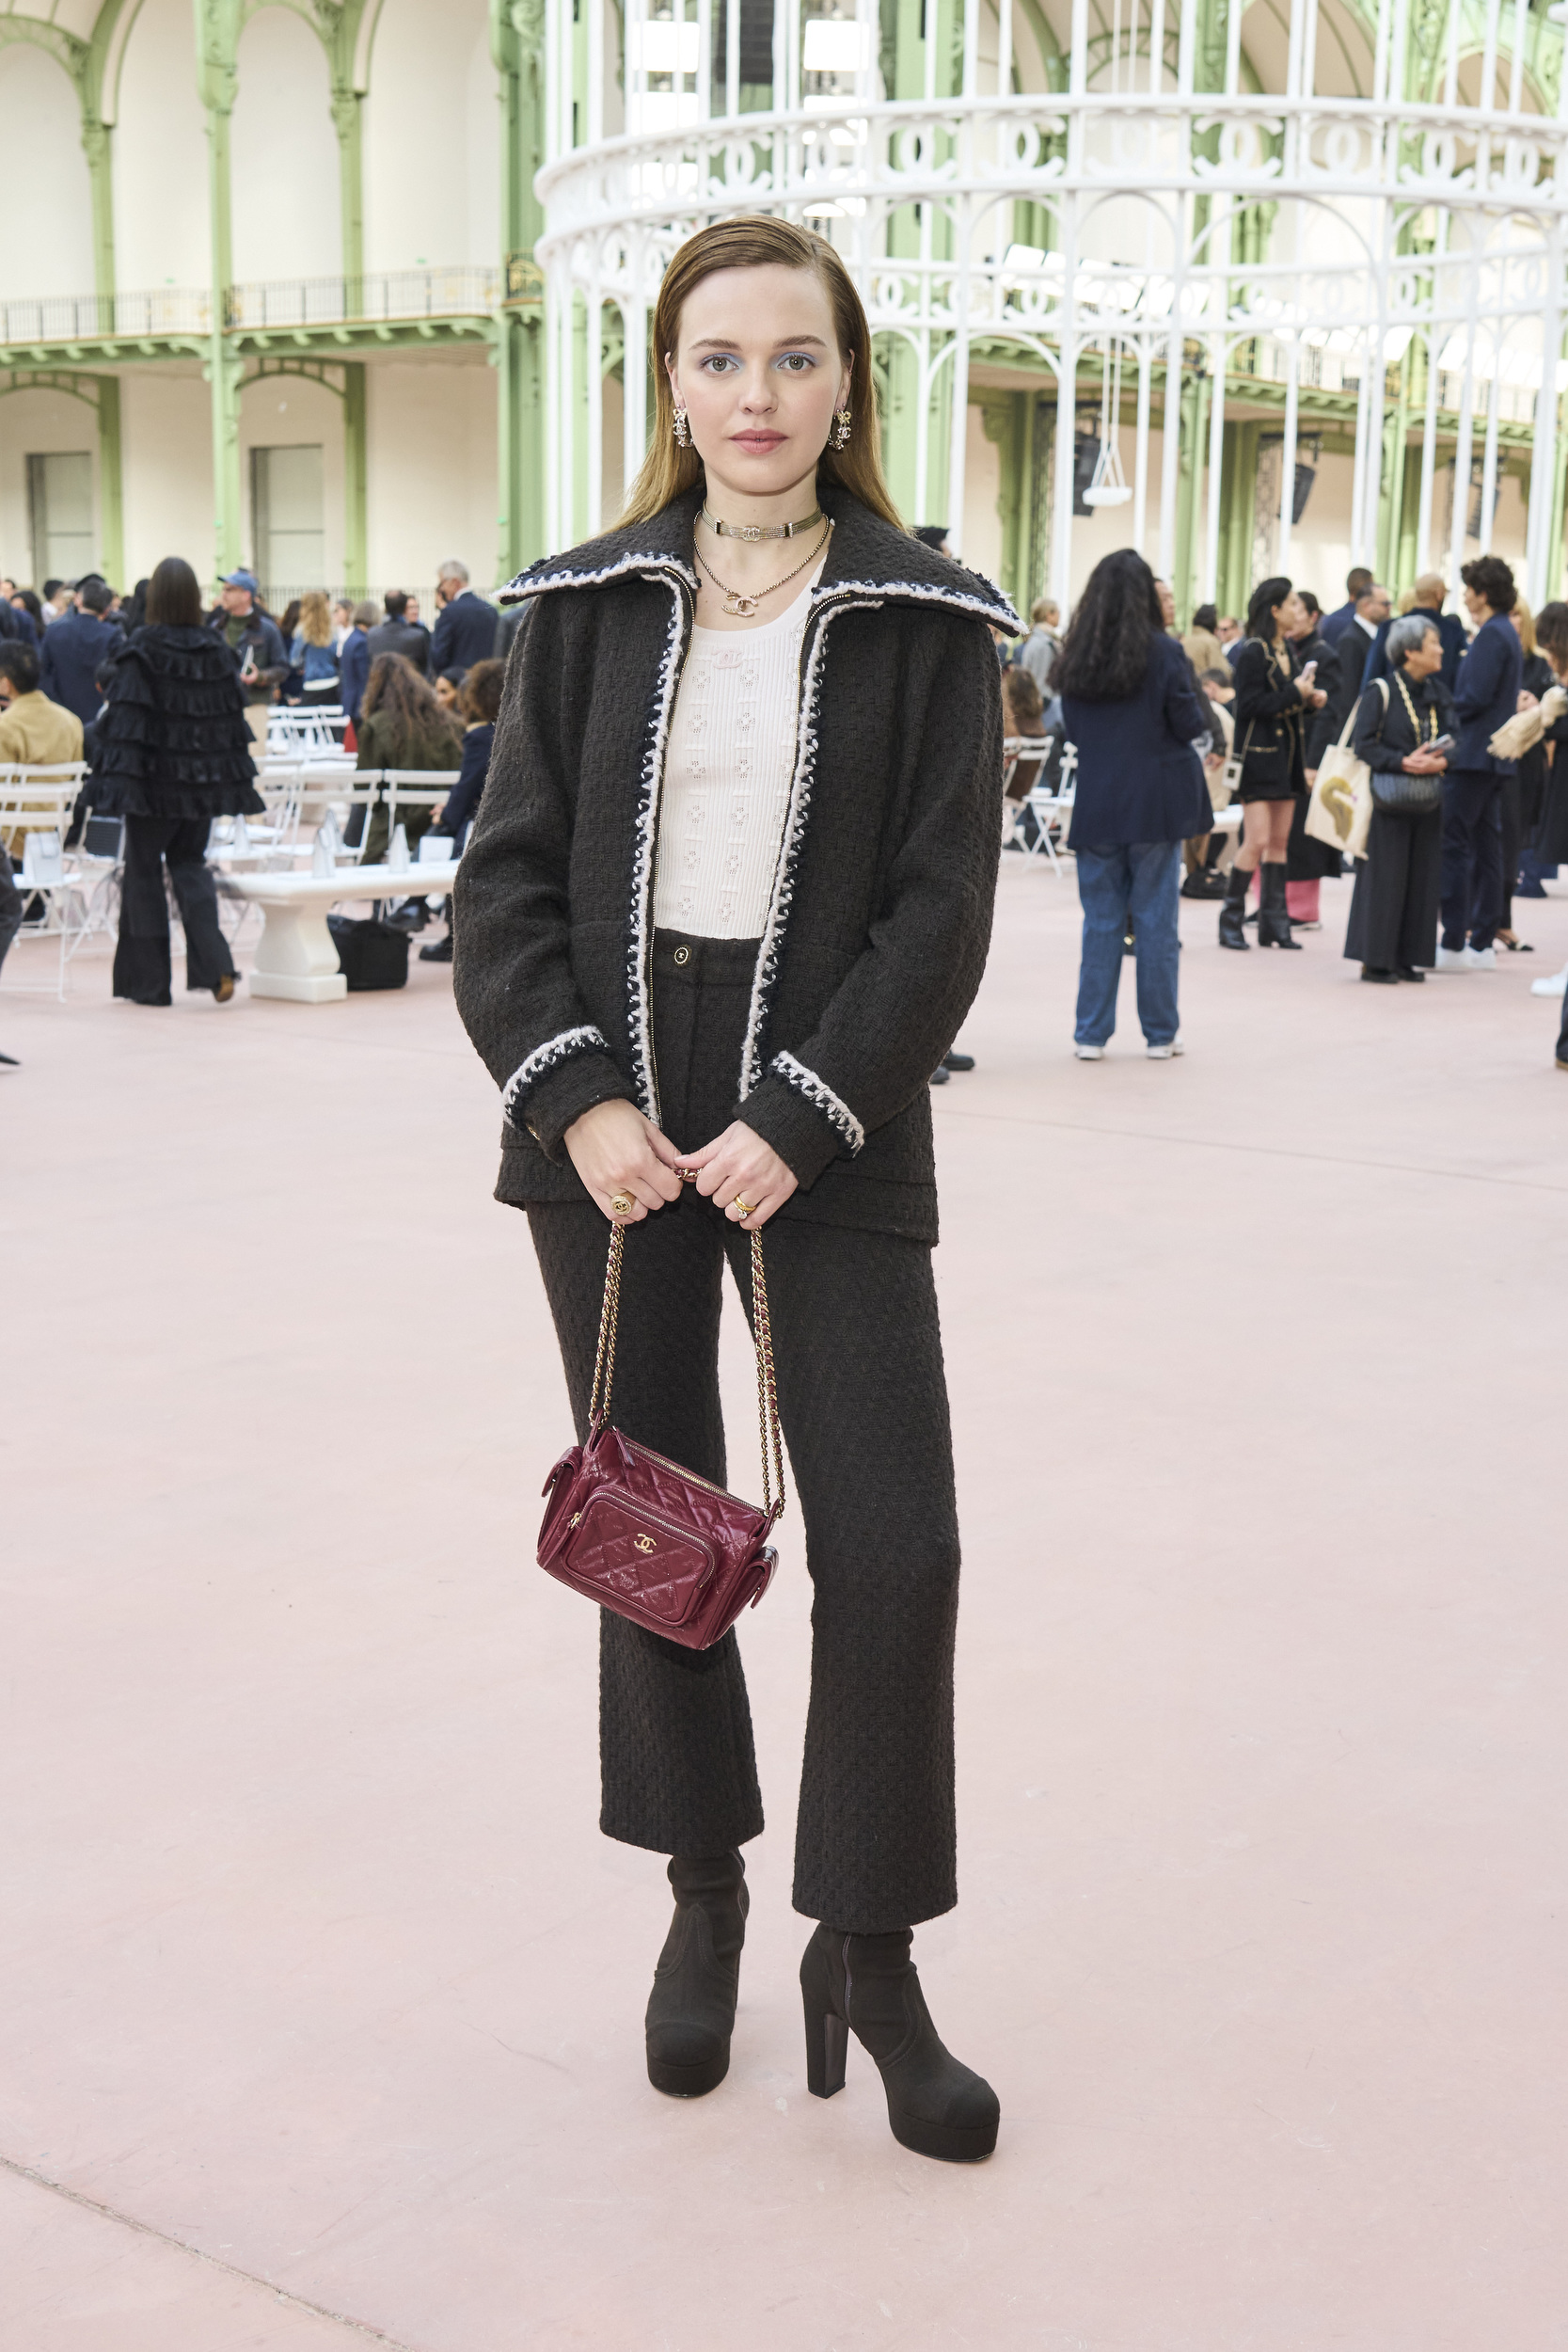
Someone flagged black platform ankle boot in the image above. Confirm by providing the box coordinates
[1218,862,1252,950]
[800,1925,1000,2163]
[1257,862,1302,947]
[645,1851,748,2097]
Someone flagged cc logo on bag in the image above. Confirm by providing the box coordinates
[634,1533,657,1553]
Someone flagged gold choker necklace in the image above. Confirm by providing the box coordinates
[700,504,824,542]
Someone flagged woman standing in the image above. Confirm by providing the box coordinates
[1496,599,1551,951]
[453,218,1011,2162]
[1219,578,1328,950]
[1342,613,1450,983]
[1055,549,1212,1057]
[353,651,462,864]
[88,556,261,1006]
[289,590,341,705]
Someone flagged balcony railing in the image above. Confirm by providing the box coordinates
[226,265,500,329]
[0,265,502,348]
[0,286,212,342]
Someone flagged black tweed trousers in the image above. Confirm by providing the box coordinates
[526,931,961,1932]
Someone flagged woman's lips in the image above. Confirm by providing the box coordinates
[731,432,786,451]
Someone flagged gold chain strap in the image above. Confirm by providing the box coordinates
[586,1221,786,1525]
[1392,671,1434,743]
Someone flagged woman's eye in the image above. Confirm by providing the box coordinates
[777,354,815,372]
[701,355,738,373]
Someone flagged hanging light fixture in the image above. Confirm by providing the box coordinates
[1083,333,1132,506]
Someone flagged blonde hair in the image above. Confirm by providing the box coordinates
[619,218,903,532]
[1397,586,1418,615]
[298,589,333,646]
[1513,595,1537,655]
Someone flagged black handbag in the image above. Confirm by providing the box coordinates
[1370,770,1443,817]
[1370,674,1444,817]
[328,912,408,990]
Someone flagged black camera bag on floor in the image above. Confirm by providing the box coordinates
[328,913,409,992]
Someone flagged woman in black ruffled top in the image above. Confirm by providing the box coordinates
[89,555,261,1005]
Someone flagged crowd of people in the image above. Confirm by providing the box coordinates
[7,530,1568,1073]
[1001,549,1568,1070]
[0,554,508,1026]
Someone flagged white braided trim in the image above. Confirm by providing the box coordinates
[501,1025,610,1120]
[739,598,882,1101]
[499,550,699,603]
[769,1051,865,1154]
[626,579,689,1121]
[815,573,1022,634]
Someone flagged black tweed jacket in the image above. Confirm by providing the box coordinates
[451,484,1018,1237]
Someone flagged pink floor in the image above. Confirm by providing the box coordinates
[4,866,1566,2351]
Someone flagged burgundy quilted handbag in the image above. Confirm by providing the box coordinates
[537,1222,785,1649]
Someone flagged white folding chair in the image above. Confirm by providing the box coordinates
[1022,741,1077,875]
[0,768,95,998]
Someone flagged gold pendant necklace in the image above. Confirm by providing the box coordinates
[693,517,832,618]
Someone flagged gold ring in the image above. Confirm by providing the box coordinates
[732,1195,757,1217]
[610,1191,635,1216]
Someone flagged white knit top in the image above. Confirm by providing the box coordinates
[653,564,824,940]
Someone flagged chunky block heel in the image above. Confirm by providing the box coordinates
[800,1924,849,2096]
[645,1851,747,2098]
[799,1924,1000,2162]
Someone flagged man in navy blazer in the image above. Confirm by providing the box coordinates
[1437,555,1523,970]
[1319,566,1373,648]
[1362,575,1468,692]
[430,561,498,681]
[40,577,120,727]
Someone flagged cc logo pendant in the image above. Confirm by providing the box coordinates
[722,591,760,618]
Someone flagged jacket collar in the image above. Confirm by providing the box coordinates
[499,484,1022,632]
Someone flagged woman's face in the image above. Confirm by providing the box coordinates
[435,675,457,710]
[1275,591,1307,638]
[666,263,850,507]
[1403,628,1443,680]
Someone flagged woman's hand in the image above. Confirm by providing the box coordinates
[682,1121,799,1229]
[564,1099,685,1224]
[1518,690,1540,712]
[1402,748,1447,773]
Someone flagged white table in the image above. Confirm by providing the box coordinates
[223,860,460,1003]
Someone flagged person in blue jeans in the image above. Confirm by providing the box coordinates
[1056,549,1213,1057]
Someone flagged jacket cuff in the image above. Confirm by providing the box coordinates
[502,1027,635,1163]
[741,1056,864,1190]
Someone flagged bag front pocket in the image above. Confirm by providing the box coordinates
[560,1487,719,1628]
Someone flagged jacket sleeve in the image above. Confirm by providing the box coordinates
[1232,640,1305,727]
[1306,643,1348,768]
[1351,681,1402,771]
[451,593,636,1157]
[1161,639,1212,749]
[430,606,454,675]
[1452,626,1504,726]
[732,614,1003,1190]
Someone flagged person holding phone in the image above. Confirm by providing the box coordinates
[1343,613,1452,981]
[1220,577,1329,949]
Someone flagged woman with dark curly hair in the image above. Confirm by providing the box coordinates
[352,650,463,864]
[1053,548,1212,1057]
[87,555,262,1006]
[1219,575,1329,951]
[1438,552,1522,970]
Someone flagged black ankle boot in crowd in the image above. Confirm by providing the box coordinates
[1257,864,1301,948]
[800,1925,1000,2163]
[645,1851,748,2097]
[1218,863,1251,950]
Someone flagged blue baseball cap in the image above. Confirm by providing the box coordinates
[222,568,260,594]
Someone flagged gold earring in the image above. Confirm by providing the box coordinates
[832,406,852,451]
[673,404,689,447]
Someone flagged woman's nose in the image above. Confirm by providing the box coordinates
[736,367,775,409]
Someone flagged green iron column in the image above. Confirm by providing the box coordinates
[342,360,367,591]
[1172,357,1208,627]
[97,373,124,585]
[493,0,546,577]
[199,8,243,580]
